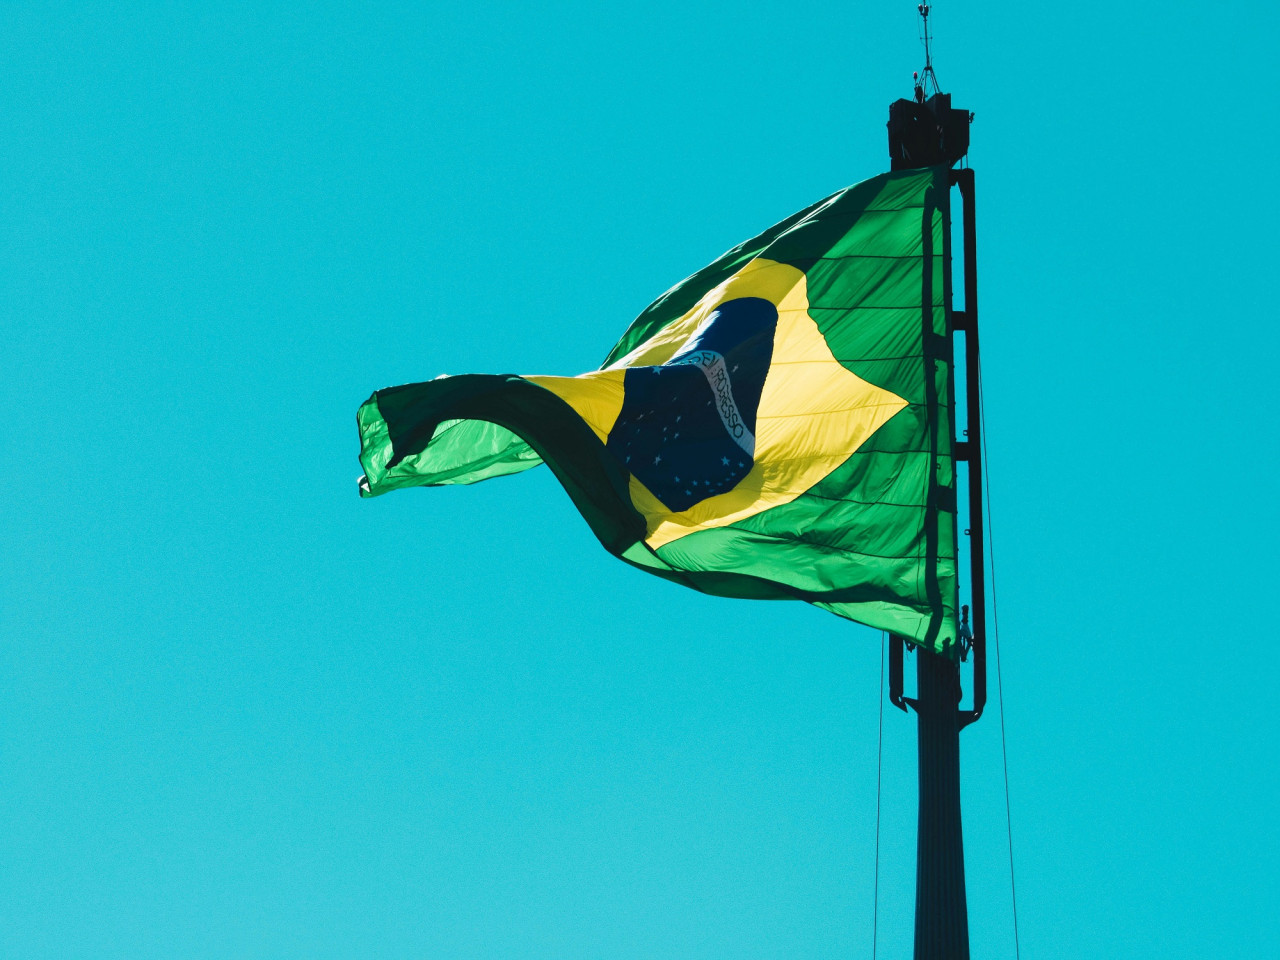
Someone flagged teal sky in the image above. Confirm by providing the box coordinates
[5,2,1277,958]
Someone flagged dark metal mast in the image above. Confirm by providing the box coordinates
[885,6,985,957]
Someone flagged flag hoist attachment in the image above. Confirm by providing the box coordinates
[890,167,984,729]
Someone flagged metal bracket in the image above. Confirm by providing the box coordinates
[889,633,912,712]
[885,170,986,728]
[952,168,986,730]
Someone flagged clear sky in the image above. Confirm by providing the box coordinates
[4,2,1277,958]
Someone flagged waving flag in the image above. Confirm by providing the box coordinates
[357,167,958,655]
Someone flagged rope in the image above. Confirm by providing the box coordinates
[979,367,1021,959]
[872,630,885,959]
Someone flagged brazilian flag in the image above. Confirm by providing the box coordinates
[357,167,958,656]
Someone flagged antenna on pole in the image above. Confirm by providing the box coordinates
[888,2,972,170]
[916,3,940,102]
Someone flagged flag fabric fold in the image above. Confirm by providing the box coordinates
[357,167,959,656]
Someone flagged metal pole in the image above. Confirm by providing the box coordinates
[912,647,970,959]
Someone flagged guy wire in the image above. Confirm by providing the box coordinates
[978,361,1021,959]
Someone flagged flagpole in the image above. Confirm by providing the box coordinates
[886,22,982,945]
